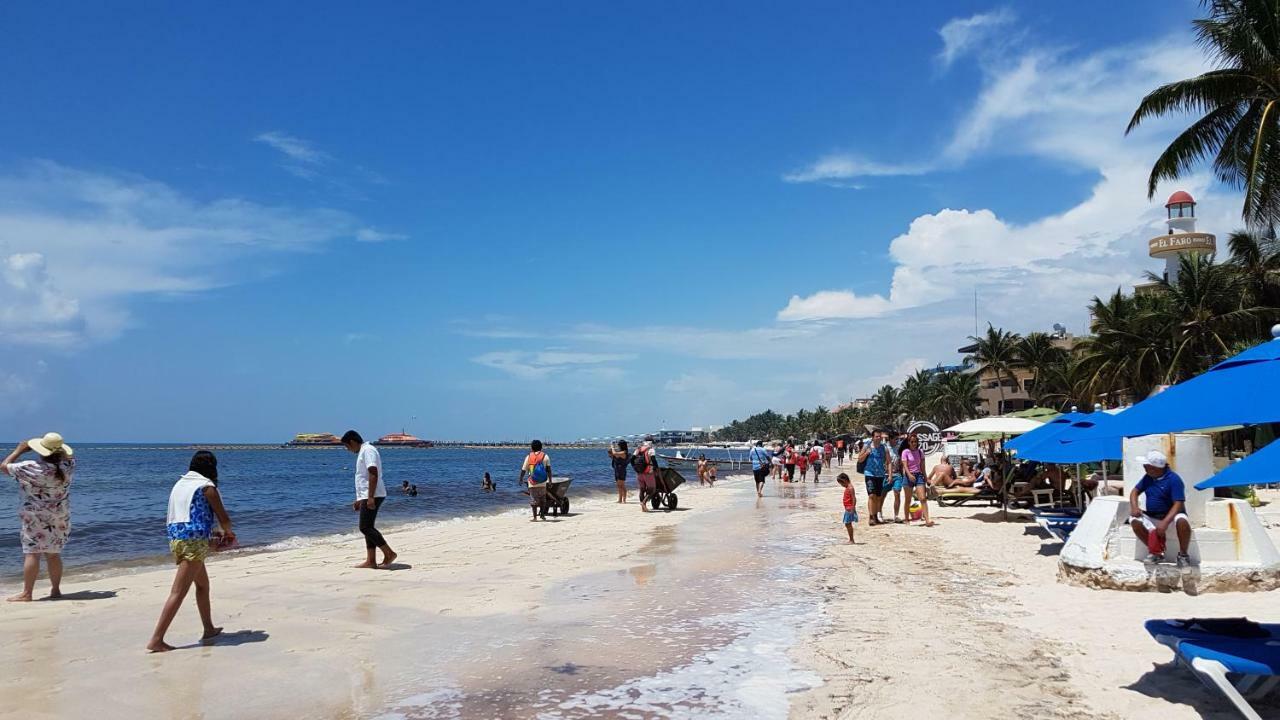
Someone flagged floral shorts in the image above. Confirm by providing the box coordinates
[170,538,210,564]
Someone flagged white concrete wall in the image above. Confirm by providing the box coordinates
[1122,433,1214,526]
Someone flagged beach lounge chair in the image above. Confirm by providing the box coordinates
[1146,618,1280,720]
[1030,507,1081,542]
[935,487,999,507]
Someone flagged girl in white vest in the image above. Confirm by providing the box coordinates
[146,451,235,653]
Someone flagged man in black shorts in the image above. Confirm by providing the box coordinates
[749,440,772,498]
[857,431,890,525]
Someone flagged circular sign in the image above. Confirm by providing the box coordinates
[906,420,951,455]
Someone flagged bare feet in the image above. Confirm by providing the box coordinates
[47,590,62,600]
[146,640,176,653]
[6,593,32,603]
[353,561,377,568]
[925,522,936,527]
[202,627,224,640]
[379,551,398,567]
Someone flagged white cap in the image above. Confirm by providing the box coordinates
[1143,450,1168,469]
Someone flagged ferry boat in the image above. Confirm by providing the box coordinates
[373,431,433,448]
[286,432,342,446]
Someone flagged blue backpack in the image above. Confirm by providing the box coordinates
[528,452,549,482]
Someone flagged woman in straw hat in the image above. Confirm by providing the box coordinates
[1,432,75,602]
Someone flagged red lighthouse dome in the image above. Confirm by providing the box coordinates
[1165,190,1195,207]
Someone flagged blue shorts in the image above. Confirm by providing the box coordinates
[842,509,859,524]
[905,472,926,488]
[890,474,904,492]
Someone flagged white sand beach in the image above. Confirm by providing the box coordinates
[1,474,1277,719]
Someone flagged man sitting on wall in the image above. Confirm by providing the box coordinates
[1128,450,1194,569]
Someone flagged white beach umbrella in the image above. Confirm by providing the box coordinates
[944,417,1045,435]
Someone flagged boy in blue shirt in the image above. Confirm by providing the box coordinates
[1128,450,1194,568]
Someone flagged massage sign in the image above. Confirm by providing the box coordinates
[906,421,953,455]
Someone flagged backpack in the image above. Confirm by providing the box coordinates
[528,452,549,483]
[809,449,820,463]
[630,449,651,474]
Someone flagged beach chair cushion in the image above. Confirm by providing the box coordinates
[1147,619,1280,676]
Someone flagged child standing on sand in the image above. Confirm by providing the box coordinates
[837,473,858,544]
[147,451,235,652]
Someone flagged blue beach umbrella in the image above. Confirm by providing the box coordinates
[1073,330,1280,440]
[1020,413,1123,464]
[1195,440,1280,490]
[1006,412,1087,454]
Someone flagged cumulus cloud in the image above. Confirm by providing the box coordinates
[0,161,373,346]
[472,350,634,380]
[780,28,1220,330]
[937,8,1016,68]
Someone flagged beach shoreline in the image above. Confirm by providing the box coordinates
[0,476,824,719]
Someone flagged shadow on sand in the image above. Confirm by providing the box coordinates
[48,590,118,601]
[196,629,270,649]
[1123,661,1280,718]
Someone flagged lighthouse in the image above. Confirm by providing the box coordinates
[1148,190,1217,283]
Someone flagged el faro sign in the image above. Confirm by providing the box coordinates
[1148,232,1216,258]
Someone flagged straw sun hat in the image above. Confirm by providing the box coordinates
[29,432,73,458]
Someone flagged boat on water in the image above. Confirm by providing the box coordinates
[657,450,752,471]
[286,433,342,447]
[373,431,433,448]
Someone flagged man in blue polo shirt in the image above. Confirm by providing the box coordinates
[1128,450,1193,568]
[749,440,772,498]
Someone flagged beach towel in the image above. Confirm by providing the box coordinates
[167,472,214,525]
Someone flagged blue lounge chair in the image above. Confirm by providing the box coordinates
[1146,618,1280,720]
[1030,507,1081,542]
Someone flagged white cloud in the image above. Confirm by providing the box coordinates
[782,155,929,184]
[355,227,408,243]
[778,290,893,321]
[780,29,1220,328]
[254,131,330,165]
[0,161,371,346]
[472,350,634,380]
[937,8,1016,68]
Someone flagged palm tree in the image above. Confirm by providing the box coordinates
[930,371,981,426]
[899,368,935,420]
[1150,252,1268,379]
[1126,0,1280,228]
[1012,332,1067,405]
[1079,289,1173,403]
[966,324,1021,415]
[1227,229,1280,333]
[869,385,902,428]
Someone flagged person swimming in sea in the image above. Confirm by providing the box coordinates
[481,472,494,492]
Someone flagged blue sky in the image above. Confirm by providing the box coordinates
[0,1,1229,441]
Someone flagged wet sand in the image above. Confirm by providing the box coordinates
[0,480,820,719]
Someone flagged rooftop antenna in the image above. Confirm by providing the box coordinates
[973,287,978,335]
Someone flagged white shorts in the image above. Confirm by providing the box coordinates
[1132,512,1189,532]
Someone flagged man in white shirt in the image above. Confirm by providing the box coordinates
[342,430,397,568]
